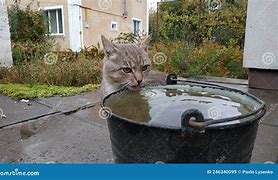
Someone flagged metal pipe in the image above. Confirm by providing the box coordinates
[123,0,128,17]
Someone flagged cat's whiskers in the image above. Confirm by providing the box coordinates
[118,82,130,91]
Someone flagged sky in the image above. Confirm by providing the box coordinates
[148,0,161,11]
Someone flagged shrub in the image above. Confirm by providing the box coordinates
[111,32,142,44]
[11,40,55,65]
[185,41,247,79]
[0,46,104,87]
[8,0,55,65]
[150,41,247,79]
[8,1,48,42]
[152,0,247,48]
[149,40,194,77]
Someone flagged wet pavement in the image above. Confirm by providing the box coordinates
[0,80,277,164]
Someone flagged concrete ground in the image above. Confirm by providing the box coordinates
[0,79,277,164]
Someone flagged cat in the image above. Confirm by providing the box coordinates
[101,35,167,97]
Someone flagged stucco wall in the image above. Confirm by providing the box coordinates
[82,0,148,47]
[243,0,278,70]
[8,0,148,51]
[0,0,13,67]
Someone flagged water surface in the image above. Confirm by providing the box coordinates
[104,85,260,128]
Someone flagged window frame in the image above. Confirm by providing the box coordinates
[132,18,142,35]
[111,21,118,32]
[43,6,65,37]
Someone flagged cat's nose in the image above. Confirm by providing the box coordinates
[137,80,142,85]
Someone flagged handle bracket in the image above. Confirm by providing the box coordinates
[181,109,206,136]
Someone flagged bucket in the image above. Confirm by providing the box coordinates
[103,74,266,163]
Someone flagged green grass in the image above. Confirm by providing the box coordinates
[0,83,99,100]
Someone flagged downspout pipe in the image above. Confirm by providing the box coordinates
[123,0,128,18]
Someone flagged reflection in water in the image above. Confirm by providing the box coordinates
[104,85,258,128]
[105,91,151,122]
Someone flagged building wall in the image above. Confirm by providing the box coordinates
[243,0,278,70]
[8,0,148,50]
[82,0,148,47]
[0,0,13,67]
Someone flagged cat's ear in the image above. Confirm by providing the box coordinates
[138,35,151,52]
[101,35,118,57]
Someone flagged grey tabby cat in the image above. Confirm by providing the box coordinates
[101,35,167,97]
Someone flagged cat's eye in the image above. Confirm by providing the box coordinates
[141,65,149,71]
[122,67,133,73]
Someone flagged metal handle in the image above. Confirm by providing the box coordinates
[181,109,207,136]
[166,73,177,85]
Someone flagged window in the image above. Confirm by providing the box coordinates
[111,21,118,32]
[133,19,142,35]
[44,7,64,36]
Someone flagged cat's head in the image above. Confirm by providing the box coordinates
[101,35,151,92]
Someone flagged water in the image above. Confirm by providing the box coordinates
[104,85,261,128]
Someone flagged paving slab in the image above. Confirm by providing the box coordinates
[37,90,102,113]
[0,108,113,163]
[70,105,107,127]
[248,89,278,126]
[251,124,278,163]
[0,95,53,128]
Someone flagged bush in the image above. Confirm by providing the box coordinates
[8,0,55,65]
[185,41,247,79]
[8,1,48,42]
[0,46,104,87]
[150,41,247,79]
[152,0,247,48]
[11,40,55,64]
[149,40,194,76]
[111,32,142,44]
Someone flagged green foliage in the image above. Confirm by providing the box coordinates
[0,83,99,100]
[2,1,104,90]
[148,0,248,79]
[185,41,247,78]
[0,46,104,87]
[111,32,142,44]
[149,40,194,76]
[8,0,55,65]
[8,1,48,42]
[150,41,247,79]
[153,0,247,48]
[11,40,55,64]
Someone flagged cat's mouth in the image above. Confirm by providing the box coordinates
[130,85,141,91]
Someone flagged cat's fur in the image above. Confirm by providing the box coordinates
[101,35,166,97]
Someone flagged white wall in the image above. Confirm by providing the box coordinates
[243,0,278,70]
[0,0,13,67]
